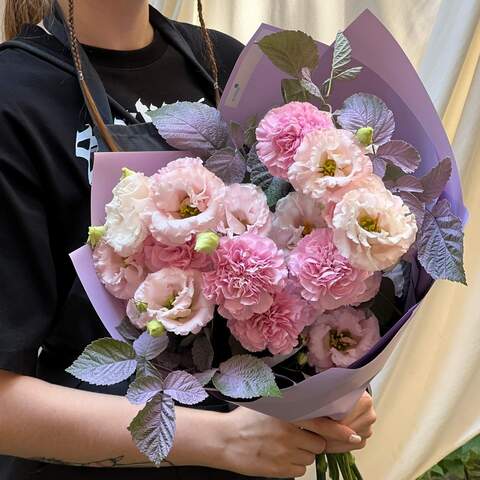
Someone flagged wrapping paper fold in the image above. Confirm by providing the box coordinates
[70,11,466,421]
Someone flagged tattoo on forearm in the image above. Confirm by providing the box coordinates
[28,455,176,468]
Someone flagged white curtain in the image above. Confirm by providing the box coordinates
[156,1,480,479]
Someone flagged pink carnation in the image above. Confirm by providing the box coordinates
[307,307,380,370]
[143,236,212,272]
[93,241,146,300]
[203,233,288,320]
[256,102,334,179]
[227,288,315,355]
[288,229,380,311]
[145,157,225,245]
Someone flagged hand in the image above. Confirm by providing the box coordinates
[299,392,376,454]
[217,406,363,479]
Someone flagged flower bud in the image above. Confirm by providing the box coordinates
[87,225,106,248]
[147,319,166,337]
[297,351,309,366]
[194,231,220,254]
[355,126,374,146]
[121,167,136,180]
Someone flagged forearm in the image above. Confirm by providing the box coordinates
[0,370,225,468]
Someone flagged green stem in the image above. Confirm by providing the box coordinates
[316,453,363,480]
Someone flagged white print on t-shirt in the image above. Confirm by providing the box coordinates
[74,98,202,184]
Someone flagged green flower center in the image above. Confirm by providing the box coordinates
[163,293,176,310]
[329,329,357,351]
[320,158,337,176]
[359,215,380,233]
[135,301,148,313]
[179,198,200,218]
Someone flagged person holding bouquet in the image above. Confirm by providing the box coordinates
[0,1,376,479]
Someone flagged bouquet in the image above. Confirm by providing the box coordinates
[68,11,467,479]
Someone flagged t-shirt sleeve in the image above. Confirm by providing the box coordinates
[0,108,58,376]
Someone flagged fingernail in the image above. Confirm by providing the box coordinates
[349,434,362,444]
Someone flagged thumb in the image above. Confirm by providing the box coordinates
[294,417,362,445]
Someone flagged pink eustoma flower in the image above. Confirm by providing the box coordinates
[307,307,380,370]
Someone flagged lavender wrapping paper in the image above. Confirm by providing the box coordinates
[70,11,466,421]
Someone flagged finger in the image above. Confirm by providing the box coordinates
[296,417,362,445]
[341,392,374,425]
[293,428,327,454]
[287,465,307,478]
[291,449,316,467]
[348,415,376,439]
[325,437,368,454]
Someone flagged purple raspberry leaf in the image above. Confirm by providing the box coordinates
[213,354,281,399]
[205,147,246,185]
[116,317,142,342]
[257,30,319,77]
[164,371,208,405]
[419,157,452,204]
[385,175,423,194]
[136,359,162,379]
[417,199,466,284]
[399,191,425,230]
[336,93,395,146]
[192,334,214,372]
[194,368,218,387]
[66,338,137,386]
[332,32,352,74]
[334,66,363,80]
[128,393,176,466]
[244,116,259,148]
[229,121,245,150]
[281,78,310,103]
[374,140,421,174]
[127,375,164,405]
[383,262,412,298]
[151,101,229,157]
[372,156,387,178]
[133,332,169,361]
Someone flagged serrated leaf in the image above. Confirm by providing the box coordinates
[192,335,214,371]
[244,116,258,148]
[133,332,169,361]
[334,66,363,80]
[136,358,161,378]
[213,354,281,399]
[374,140,421,174]
[127,374,164,405]
[336,93,395,145]
[383,262,411,298]
[257,30,319,77]
[247,148,291,206]
[128,393,175,466]
[400,191,425,229]
[205,147,246,185]
[229,121,244,150]
[66,338,137,386]
[164,371,208,405]
[266,177,291,208]
[417,199,466,284]
[194,368,217,386]
[116,317,142,342]
[419,157,452,203]
[387,175,423,193]
[300,67,323,99]
[332,32,352,74]
[151,101,229,156]
[281,78,310,103]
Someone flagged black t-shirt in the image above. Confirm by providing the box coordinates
[0,9,255,480]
